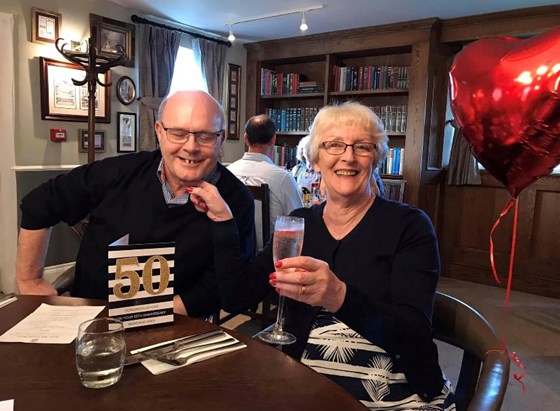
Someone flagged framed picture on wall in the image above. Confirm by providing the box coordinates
[226,63,241,140]
[117,112,137,153]
[79,129,105,153]
[40,57,111,123]
[31,8,61,45]
[116,76,136,105]
[90,14,136,67]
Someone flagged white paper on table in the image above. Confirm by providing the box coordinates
[0,303,104,344]
[0,399,14,411]
[0,296,17,309]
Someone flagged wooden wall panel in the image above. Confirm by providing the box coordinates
[528,190,560,267]
[440,173,560,299]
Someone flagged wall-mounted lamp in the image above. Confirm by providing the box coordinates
[226,5,324,42]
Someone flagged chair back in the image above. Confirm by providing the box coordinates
[433,292,510,411]
[211,183,275,329]
[381,179,406,202]
[246,183,271,251]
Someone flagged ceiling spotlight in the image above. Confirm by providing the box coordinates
[228,25,236,42]
[300,11,308,31]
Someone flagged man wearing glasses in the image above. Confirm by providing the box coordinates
[16,90,255,317]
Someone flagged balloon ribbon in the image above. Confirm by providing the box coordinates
[489,196,519,313]
[486,337,526,395]
[489,197,526,393]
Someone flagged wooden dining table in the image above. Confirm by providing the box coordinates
[0,295,366,411]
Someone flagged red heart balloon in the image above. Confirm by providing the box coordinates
[449,28,560,197]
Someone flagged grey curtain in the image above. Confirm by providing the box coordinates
[138,25,181,151]
[447,119,482,186]
[192,38,227,103]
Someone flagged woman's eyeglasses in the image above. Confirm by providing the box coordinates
[321,141,376,156]
[160,123,222,147]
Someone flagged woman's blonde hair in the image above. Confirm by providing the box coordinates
[308,101,389,167]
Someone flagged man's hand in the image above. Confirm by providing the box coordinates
[173,295,188,315]
[17,278,57,296]
[16,228,54,295]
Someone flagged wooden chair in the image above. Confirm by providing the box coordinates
[381,179,406,202]
[213,184,276,329]
[433,292,510,411]
[255,291,510,411]
[246,184,271,253]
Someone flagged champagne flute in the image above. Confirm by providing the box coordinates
[257,215,305,345]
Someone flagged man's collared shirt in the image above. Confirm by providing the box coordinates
[157,159,221,206]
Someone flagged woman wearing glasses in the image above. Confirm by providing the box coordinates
[190,101,454,410]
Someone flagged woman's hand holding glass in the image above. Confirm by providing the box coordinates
[271,256,347,313]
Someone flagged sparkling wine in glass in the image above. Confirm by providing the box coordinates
[257,215,304,345]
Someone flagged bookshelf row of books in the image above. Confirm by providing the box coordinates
[333,65,409,92]
[370,105,408,133]
[260,68,324,96]
[378,147,404,175]
[272,145,298,169]
[265,107,320,133]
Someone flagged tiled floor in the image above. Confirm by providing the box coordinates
[222,277,560,411]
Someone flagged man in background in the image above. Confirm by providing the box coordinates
[228,114,303,249]
[16,90,255,317]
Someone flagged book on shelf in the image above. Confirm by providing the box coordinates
[261,68,316,96]
[333,65,409,92]
[378,148,404,176]
[265,107,318,133]
[273,145,298,169]
[370,105,408,133]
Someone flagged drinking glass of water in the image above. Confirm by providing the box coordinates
[257,215,305,345]
[76,317,126,389]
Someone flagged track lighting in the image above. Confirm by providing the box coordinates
[226,5,323,41]
[300,12,308,31]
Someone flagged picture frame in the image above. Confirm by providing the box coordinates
[40,57,111,123]
[31,7,61,45]
[117,112,137,153]
[116,76,136,105]
[90,14,135,67]
[226,63,241,140]
[79,129,105,153]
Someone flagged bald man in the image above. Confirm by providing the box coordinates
[16,91,255,317]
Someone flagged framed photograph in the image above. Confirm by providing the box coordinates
[117,112,137,153]
[226,63,241,140]
[79,129,105,153]
[90,14,135,67]
[31,8,61,45]
[116,76,136,105]
[40,57,111,123]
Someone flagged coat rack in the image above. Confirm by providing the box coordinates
[55,38,125,163]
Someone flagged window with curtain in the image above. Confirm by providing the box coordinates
[168,37,207,94]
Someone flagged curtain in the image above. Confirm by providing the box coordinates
[138,25,181,151]
[447,119,482,186]
[192,38,227,103]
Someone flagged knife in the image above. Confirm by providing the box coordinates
[0,293,15,303]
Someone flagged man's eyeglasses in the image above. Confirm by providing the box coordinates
[160,123,222,147]
[321,141,377,156]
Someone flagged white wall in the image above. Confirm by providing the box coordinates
[0,0,247,291]
[0,12,16,292]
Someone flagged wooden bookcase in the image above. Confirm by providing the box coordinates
[245,19,440,205]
